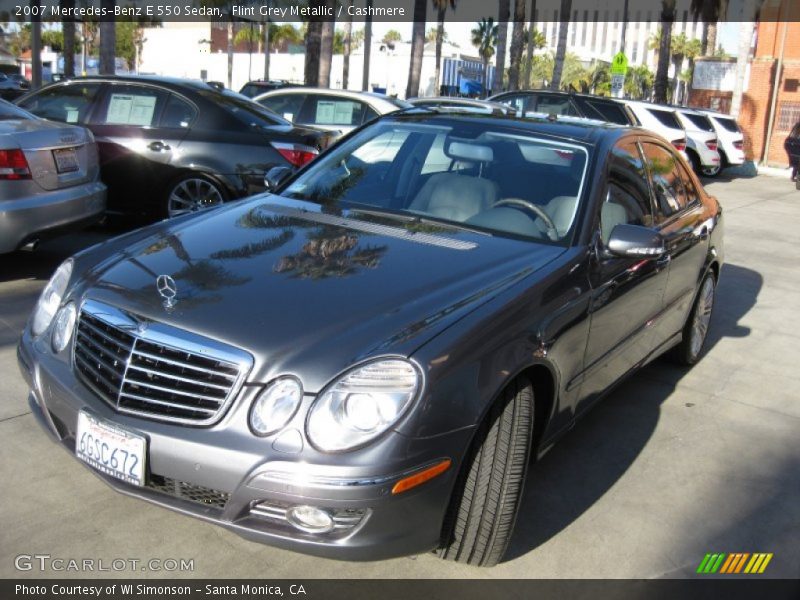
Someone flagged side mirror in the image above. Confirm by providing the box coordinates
[264,166,293,192]
[606,224,666,259]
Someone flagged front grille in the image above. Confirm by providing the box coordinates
[146,474,230,509]
[73,299,252,426]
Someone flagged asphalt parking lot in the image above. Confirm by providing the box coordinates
[1,174,798,579]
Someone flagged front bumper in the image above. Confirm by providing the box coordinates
[0,180,106,253]
[17,333,469,561]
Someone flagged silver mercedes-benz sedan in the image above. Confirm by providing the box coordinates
[0,99,106,253]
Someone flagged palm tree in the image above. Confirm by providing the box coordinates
[550,0,571,90]
[234,23,260,81]
[492,0,509,94]
[432,0,456,96]
[99,0,116,75]
[507,0,527,90]
[690,0,728,56]
[670,32,688,101]
[342,0,354,89]
[318,0,336,87]
[30,3,41,87]
[653,0,676,103]
[471,18,498,98]
[625,65,654,99]
[305,6,323,86]
[523,25,546,88]
[263,20,270,80]
[59,0,76,77]
[362,0,373,91]
[406,0,427,98]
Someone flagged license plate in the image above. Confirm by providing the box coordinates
[76,411,146,486]
[53,147,79,173]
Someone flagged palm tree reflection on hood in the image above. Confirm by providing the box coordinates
[274,226,388,280]
[139,234,249,307]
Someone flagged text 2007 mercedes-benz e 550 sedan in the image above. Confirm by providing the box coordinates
[17,112,723,567]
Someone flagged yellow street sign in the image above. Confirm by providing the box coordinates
[611,52,628,75]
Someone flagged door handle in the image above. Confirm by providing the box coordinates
[147,141,171,152]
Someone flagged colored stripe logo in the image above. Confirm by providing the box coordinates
[696,553,773,574]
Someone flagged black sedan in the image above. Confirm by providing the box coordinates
[16,75,336,219]
[18,113,722,567]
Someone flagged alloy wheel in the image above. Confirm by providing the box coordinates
[167,177,224,218]
[689,277,715,358]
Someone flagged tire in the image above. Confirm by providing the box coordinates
[687,151,703,176]
[669,272,716,366]
[437,377,534,567]
[162,173,227,219]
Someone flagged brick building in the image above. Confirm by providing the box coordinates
[739,0,800,166]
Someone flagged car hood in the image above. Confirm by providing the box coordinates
[74,196,564,391]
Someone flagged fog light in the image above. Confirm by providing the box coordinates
[286,505,335,534]
[51,302,77,353]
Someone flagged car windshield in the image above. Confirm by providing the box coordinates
[0,100,33,120]
[199,89,292,127]
[281,119,588,245]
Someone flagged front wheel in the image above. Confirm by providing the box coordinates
[669,272,716,365]
[163,174,226,219]
[437,377,534,567]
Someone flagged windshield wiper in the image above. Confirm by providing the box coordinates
[347,206,491,237]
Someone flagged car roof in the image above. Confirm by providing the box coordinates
[383,110,638,145]
[491,89,629,106]
[42,74,218,93]
[253,87,410,110]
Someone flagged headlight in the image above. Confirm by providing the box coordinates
[250,377,303,436]
[51,302,77,353]
[31,259,73,337]
[306,359,420,452]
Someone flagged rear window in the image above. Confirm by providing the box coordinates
[683,113,715,132]
[201,89,292,128]
[647,107,682,130]
[712,115,741,133]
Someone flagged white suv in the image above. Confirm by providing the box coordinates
[621,100,688,162]
[674,108,722,177]
[699,110,746,171]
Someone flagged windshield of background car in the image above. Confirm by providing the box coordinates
[281,119,589,244]
[199,89,292,128]
[0,100,33,120]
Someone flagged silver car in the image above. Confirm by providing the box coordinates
[253,88,410,137]
[0,100,106,253]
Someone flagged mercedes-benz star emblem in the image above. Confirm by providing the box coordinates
[156,275,178,309]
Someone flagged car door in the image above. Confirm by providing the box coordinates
[578,139,670,407]
[87,83,188,214]
[641,141,711,345]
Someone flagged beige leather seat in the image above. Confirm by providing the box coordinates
[409,173,500,222]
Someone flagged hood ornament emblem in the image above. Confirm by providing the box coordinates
[156,275,178,309]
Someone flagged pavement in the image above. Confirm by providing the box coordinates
[1,175,798,579]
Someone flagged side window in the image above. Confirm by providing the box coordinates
[159,94,196,128]
[601,140,654,244]
[18,83,101,124]
[536,95,578,116]
[363,105,379,124]
[496,93,534,114]
[258,94,305,122]
[350,128,410,165]
[642,142,691,223]
[92,84,166,127]
[305,96,366,127]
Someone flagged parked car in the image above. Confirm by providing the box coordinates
[18,113,722,567]
[700,109,746,172]
[490,89,639,126]
[408,96,517,116]
[15,75,336,219]
[254,87,411,136]
[673,107,721,177]
[0,99,106,253]
[239,80,301,98]
[0,72,28,101]
[620,100,689,160]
